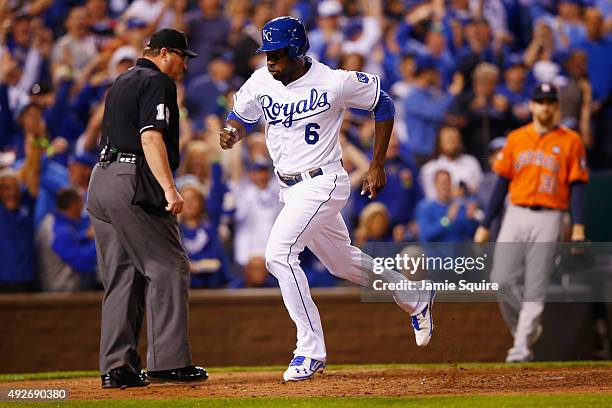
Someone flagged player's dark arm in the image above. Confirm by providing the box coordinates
[474,175,509,243]
[481,175,510,229]
[362,90,395,200]
[569,181,586,241]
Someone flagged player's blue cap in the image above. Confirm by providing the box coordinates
[257,16,309,60]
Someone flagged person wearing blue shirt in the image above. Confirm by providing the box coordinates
[416,169,479,243]
[495,58,532,126]
[354,136,423,236]
[0,135,43,292]
[36,187,98,292]
[178,163,232,288]
[403,55,457,164]
[184,53,242,131]
[577,8,612,104]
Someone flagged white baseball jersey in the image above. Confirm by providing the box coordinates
[232,57,380,174]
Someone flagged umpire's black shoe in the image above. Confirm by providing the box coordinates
[101,367,149,389]
[146,365,208,383]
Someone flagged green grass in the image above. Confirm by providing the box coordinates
[1,361,611,382]
[4,395,612,408]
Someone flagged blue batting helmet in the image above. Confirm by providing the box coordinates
[257,16,309,60]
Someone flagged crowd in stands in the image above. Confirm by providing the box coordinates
[1,0,611,293]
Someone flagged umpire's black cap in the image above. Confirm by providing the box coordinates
[531,82,559,103]
[147,28,198,58]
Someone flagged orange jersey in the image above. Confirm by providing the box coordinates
[493,123,589,210]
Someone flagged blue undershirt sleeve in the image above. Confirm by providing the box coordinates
[373,89,395,121]
[570,181,585,225]
[227,111,255,133]
[482,176,510,229]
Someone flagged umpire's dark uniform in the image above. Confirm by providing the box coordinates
[87,38,193,378]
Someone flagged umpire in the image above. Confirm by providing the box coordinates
[87,28,207,388]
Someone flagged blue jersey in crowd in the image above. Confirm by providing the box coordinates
[0,189,36,284]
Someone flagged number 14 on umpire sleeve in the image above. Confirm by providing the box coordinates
[305,123,320,145]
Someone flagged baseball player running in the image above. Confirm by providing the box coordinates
[474,82,589,362]
[220,17,435,381]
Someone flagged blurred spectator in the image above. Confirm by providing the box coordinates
[455,17,506,89]
[185,52,242,131]
[523,21,564,83]
[51,7,97,79]
[341,0,383,74]
[448,62,513,163]
[119,0,179,33]
[389,53,417,142]
[403,55,459,164]
[229,157,280,269]
[36,187,97,292]
[182,0,231,79]
[577,8,612,108]
[178,140,212,189]
[86,0,117,50]
[339,134,370,230]
[415,169,479,243]
[308,0,344,68]
[228,255,277,288]
[34,151,97,227]
[496,57,531,126]
[420,125,482,200]
[178,165,232,289]
[231,1,272,80]
[354,202,393,248]
[538,0,586,52]
[354,135,422,239]
[0,134,42,292]
[559,49,593,147]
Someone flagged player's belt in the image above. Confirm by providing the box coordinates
[518,204,556,211]
[277,168,324,186]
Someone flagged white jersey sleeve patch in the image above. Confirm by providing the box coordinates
[232,79,262,124]
[340,70,380,111]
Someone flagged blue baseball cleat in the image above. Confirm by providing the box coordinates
[282,356,325,381]
[411,287,436,347]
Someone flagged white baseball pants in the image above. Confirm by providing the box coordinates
[265,161,427,362]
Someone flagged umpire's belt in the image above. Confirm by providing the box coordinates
[115,152,139,164]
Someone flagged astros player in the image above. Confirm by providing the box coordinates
[220,17,435,381]
[474,82,589,362]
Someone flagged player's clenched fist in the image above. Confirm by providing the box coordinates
[220,125,240,150]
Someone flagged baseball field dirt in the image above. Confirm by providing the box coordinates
[2,363,612,406]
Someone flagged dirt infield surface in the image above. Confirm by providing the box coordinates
[3,365,612,400]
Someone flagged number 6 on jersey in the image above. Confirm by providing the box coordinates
[305,123,320,145]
